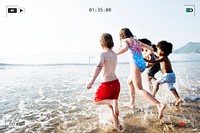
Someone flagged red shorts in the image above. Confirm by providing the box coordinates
[94,79,120,102]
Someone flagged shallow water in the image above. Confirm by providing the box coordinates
[0,60,200,133]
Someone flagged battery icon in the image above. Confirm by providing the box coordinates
[7,8,17,13]
[186,8,193,12]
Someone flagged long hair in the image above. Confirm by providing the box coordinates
[119,28,133,42]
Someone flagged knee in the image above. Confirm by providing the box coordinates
[137,88,144,91]
[137,88,146,95]
[93,100,99,105]
[107,105,112,109]
[155,81,160,87]
[147,76,152,81]
[169,87,176,91]
[127,78,132,84]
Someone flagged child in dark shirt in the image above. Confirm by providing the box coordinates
[139,38,161,93]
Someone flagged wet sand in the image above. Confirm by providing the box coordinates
[89,101,200,133]
[87,80,200,133]
[122,102,200,133]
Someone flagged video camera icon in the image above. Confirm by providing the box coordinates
[7,8,18,13]
[6,5,25,17]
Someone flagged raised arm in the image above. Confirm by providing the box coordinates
[140,42,153,59]
[116,41,129,55]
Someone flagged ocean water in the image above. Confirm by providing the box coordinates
[0,54,200,133]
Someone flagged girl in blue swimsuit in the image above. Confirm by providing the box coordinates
[116,28,166,119]
[128,39,146,72]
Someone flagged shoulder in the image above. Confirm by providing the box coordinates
[124,38,136,46]
[156,56,165,62]
[110,50,117,55]
[121,39,128,44]
[161,56,171,63]
[165,56,171,62]
[99,52,105,57]
[100,51,116,57]
[123,38,133,43]
[107,50,117,57]
[98,52,105,59]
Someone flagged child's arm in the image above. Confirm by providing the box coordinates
[86,54,104,89]
[116,41,129,55]
[145,56,164,63]
[146,62,153,68]
[140,42,153,59]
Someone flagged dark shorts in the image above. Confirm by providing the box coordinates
[147,63,160,77]
[94,79,120,102]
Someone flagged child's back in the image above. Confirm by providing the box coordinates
[100,50,118,82]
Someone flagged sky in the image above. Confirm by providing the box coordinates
[0,0,199,62]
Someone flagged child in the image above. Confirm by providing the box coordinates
[116,28,166,119]
[86,33,122,131]
[145,40,182,106]
[139,38,161,92]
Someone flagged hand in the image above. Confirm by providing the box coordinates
[146,63,153,68]
[86,82,93,89]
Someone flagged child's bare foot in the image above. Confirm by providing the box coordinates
[113,100,119,116]
[113,124,123,131]
[129,102,135,110]
[175,99,182,106]
[157,103,166,119]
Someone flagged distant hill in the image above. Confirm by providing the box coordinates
[173,42,200,54]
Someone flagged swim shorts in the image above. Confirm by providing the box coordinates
[94,79,120,102]
[157,72,176,90]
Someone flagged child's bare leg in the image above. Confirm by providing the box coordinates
[136,89,166,119]
[170,89,182,106]
[127,74,135,109]
[147,76,153,93]
[152,76,157,81]
[95,99,119,116]
[156,103,166,119]
[113,100,119,116]
[175,99,182,106]
[132,68,166,119]
[108,105,123,131]
[152,81,160,97]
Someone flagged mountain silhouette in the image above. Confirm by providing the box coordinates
[173,42,200,54]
